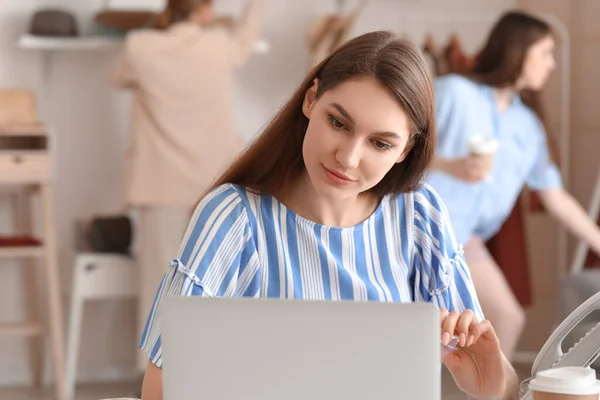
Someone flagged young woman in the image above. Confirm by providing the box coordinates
[110,0,265,372]
[429,11,600,360]
[139,31,518,400]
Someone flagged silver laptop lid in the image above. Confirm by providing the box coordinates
[161,296,440,400]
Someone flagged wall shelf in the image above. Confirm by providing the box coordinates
[18,34,121,51]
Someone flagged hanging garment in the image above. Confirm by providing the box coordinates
[306,1,366,70]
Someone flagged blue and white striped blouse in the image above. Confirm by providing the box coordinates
[140,183,484,367]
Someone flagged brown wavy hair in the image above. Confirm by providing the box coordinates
[206,30,436,200]
[470,10,557,162]
[155,0,213,30]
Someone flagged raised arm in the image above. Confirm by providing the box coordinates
[225,0,267,66]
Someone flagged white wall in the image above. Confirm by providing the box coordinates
[0,0,516,387]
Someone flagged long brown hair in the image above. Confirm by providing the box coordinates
[155,0,213,30]
[208,30,436,199]
[471,10,557,161]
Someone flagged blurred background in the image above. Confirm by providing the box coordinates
[0,0,598,399]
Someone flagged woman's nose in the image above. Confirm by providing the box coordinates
[335,140,361,169]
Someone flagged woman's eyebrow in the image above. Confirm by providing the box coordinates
[330,102,402,139]
[331,103,355,125]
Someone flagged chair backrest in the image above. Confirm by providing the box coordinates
[570,169,600,275]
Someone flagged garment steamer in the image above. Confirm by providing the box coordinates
[519,290,600,398]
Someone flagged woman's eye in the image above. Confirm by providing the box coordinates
[374,140,392,151]
[328,115,346,130]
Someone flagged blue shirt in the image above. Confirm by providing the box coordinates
[140,183,484,367]
[426,74,562,244]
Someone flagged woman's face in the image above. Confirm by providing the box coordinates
[520,34,556,91]
[301,76,412,200]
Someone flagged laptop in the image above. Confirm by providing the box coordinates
[161,296,441,400]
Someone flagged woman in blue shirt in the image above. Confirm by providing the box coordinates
[429,11,600,361]
[138,31,518,399]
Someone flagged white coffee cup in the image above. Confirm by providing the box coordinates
[467,133,498,181]
[529,367,600,400]
[467,133,499,156]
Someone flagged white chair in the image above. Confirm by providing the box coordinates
[64,253,138,400]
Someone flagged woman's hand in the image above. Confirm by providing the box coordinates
[440,309,513,399]
[433,156,493,183]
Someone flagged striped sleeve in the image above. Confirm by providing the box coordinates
[411,183,484,321]
[139,184,260,368]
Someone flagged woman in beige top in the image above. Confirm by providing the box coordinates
[110,0,266,373]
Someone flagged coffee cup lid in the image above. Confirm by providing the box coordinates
[529,367,600,395]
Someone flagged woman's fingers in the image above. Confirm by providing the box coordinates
[469,319,496,344]
[440,309,501,357]
[439,308,449,321]
[440,309,482,347]
[439,308,450,344]
[466,155,492,182]
[466,156,485,170]
[441,310,460,345]
[455,309,476,347]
